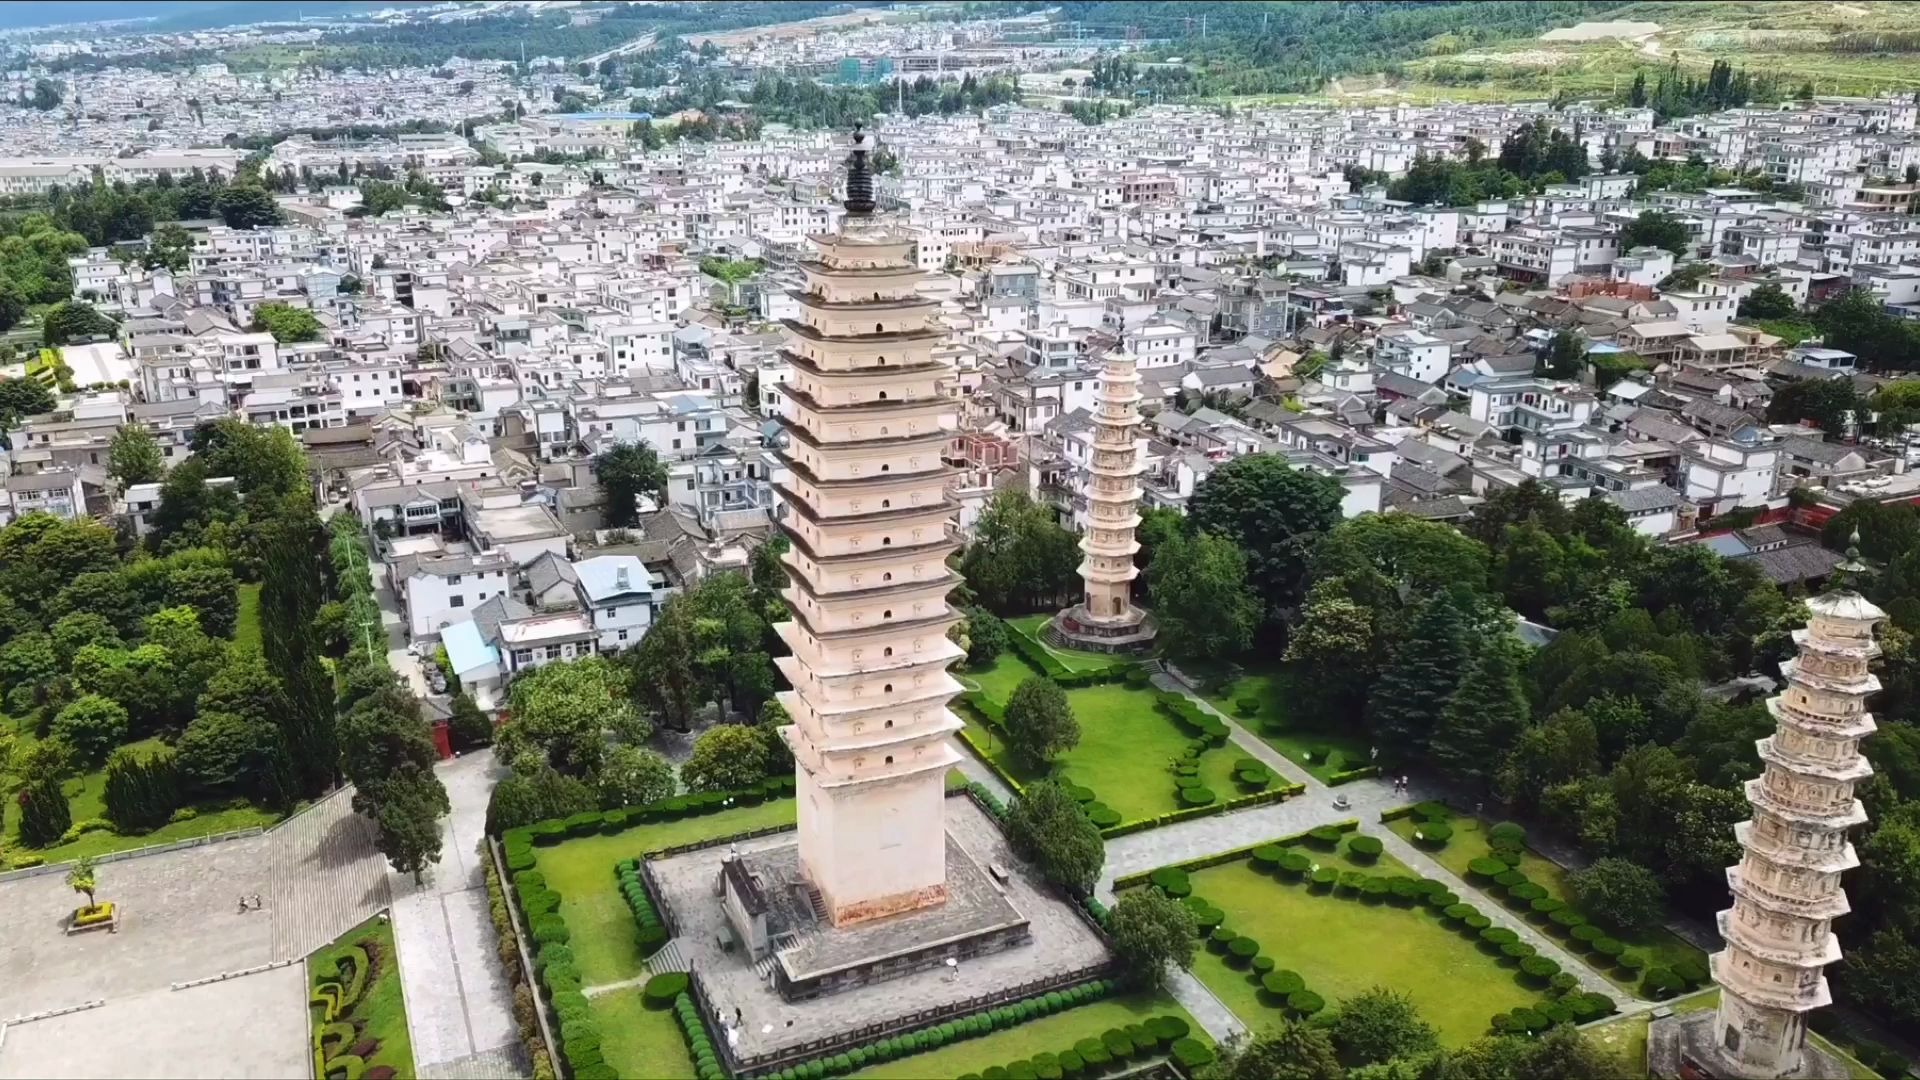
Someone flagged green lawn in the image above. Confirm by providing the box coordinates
[309,915,415,1079]
[234,582,263,654]
[1180,850,1541,1045]
[1200,667,1372,784]
[956,677,1242,824]
[536,799,802,1080]
[851,993,1202,1080]
[591,986,696,1080]
[534,799,797,988]
[1,725,281,867]
[1588,990,1881,1080]
[1386,812,1706,992]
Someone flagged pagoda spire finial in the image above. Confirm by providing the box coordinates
[1829,527,1868,595]
[844,123,876,217]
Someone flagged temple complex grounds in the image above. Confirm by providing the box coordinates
[531,792,1189,1079]
[957,619,1273,827]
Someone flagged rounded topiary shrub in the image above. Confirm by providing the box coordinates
[1467,857,1507,880]
[1346,835,1383,863]
[1592,937,1625,958]
[1570,923,1604,944]
[1074,1038,1105,1067]
[1227,936,1260,966]
[1236,697,1260,717]
[1250,955,1276,975]
[1530,897,1565,917]
[641,972,689,1009]
[1058,1049,1085,1077]
[1671,957,1709,987]
[1209,927,1237,952]
[1237,769,1272,790]
[1511,1007,1550,1035]
[1148,1016,1190,1043]
[1307,824,1343,850]
[1425,889,1459,910]
[1261,970,1305,998]
[1550,972,1580,994]
[1174,775,1202,790]
[1493,870,1526,889]
[1251,844,1284,870]
[1149,868,1192,898]
[1309,867,1337,890]
[1642,967,1682,998]
[1189,902,1225,931]
[1500,941,1537,962]
[1463,913,1492,932]
[1488,821,1526,844]
[1171,1038,1214,1069]
[1521,956,1561,982]
[1360,877,1391,902]
[1616,952,1649,975]
[1180,786,1217,807]
[1509,882,1547,903]
[1443,903,1474,921]
[1479,927,1518,947]
[1412,821,1453,848]
[1087,805,1122,828]
[1102,1029,1133,1059]
[1287,990,1325,1016]
[1277,851,1312,877]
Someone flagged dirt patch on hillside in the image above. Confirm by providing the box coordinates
[1541,20,1662,42]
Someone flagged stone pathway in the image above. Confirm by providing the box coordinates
[1164,970,1246,1045]
[267,787,392,960]
[388,751,526,1078]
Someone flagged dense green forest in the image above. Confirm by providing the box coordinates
[1044,1,1619,97]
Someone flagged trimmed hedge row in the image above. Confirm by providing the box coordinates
[1153,692,1231,744]
[1102,779,1301,839]
[615,858,671,952]
[501,778,797,843]
[1326,765,1380,786]
[672,993,725,1080]
[763,980,1124,1080]
[947,1015,1204,1080]
[485,842,555,1079]
[1111,820,1359,890]
[1200,908,1327,1020]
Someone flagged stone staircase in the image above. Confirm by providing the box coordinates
[804,883,828,922]
[645,939,689,975]
[268,787,393,959]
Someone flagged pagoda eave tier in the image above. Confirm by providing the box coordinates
[1712,956,1834,1012]
[778,348,947,379]
[780,318,944,346]
[779,418,950,454]
[777,523,950,566]
[1766,696,1877,739]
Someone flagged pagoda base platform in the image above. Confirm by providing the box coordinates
[1649,1010,1850,1080]
[643,796,1112,1073]
[1046,605,1159,655]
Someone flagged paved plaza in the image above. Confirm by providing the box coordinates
[649,796,1111,1062]
[0,968,309,1080]
[0,790,389,1079]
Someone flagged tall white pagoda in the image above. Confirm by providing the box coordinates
[770,127,965,928]
[1662,540,1877,1079]
[1048,349,1157,653]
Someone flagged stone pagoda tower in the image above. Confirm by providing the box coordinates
[1049,349,1157,653]
[1659,540,1877,1079]
[770,126,965,928]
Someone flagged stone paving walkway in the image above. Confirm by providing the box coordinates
[388,751,526,1078]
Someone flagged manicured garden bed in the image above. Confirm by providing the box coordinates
[1162,837,1547,1045]
[309,915,414,1080]
[1194,666,1372,784]
[591,985,697,1080]
[1386,807,1706,994]
[532,798,796,987]
[956,679,1244,824]
[850,993,1202,1080]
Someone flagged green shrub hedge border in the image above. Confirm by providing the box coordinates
[942,1014,1205,1080]
[749,977,1129,1080]
[1111,820,1360,890]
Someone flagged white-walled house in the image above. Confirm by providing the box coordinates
[391,549,516,639]
[575,555,658,651]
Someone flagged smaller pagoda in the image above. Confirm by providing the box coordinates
[1048,348,1156,654]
